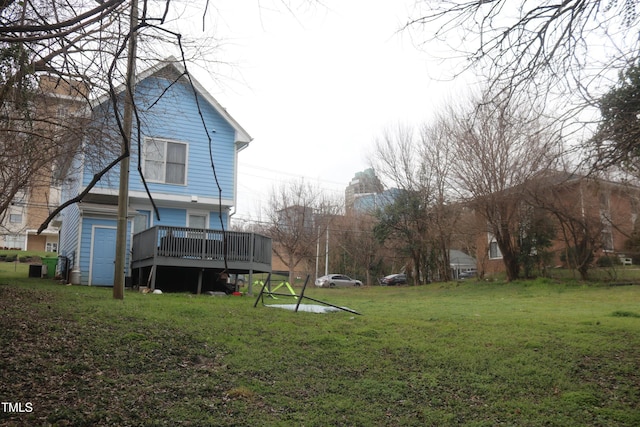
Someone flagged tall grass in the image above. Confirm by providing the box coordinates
[1,273,639,426]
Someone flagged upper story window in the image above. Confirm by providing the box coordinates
[143,138,187,185]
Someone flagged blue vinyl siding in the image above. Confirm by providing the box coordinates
[59,158,83,263]
[154,207,187,227]
[84,75,236,201]
[58,202,80,265]
[209,212,228,230]
[151,208,228,230]
[62,63,245,286]
[81,107,124,189]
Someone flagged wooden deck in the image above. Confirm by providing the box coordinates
[131,226,272,292]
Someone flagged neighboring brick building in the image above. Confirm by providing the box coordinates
[475,173,640,276]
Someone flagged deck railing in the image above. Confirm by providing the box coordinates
[132,225,272,265]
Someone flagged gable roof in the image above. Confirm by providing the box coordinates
[449,250,476,269]
[94,57,252,147]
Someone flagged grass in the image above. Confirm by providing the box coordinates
[1,270,639,426]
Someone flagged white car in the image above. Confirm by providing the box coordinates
[315,274,362,288]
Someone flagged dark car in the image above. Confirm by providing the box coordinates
[380,273,407,286]
[458,270,477,279]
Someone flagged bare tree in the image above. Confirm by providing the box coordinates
[418,119,463,281]
[265,179,338,285]
[404,0,640,108]
[370,122,459,283]
[527,172,607,279]
[0,0,237,232]
[331,211,383,286]
[443,91,563,280]
[0,74,89,228]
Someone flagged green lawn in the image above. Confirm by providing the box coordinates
[1,270,639,426]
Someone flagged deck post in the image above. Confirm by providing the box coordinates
[250,233,255,265]
[197,268,203,295]
[150,264,157,290]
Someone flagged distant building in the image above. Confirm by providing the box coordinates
[353,188,401,214]
[474,172,640,276]
[345,168,383,212]
[0,75,87,251]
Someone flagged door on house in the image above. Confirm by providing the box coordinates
[91,226,117,286]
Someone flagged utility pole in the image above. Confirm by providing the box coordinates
[113,0,138,299]
[324,226,329,276]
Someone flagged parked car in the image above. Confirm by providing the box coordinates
[380,273,407,286]
[315,274,362,288]
[458,270,477,279]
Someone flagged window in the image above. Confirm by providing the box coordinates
[45,242,58,252]
[9,214,22,223]
[143,138,187,185]
[134,211,150,234]
[489,241,502,259]
[4,234,24,250]
[187,214,207,238]
[188,214,206,229]
[602,230,614,252]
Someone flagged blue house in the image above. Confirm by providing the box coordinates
[58,59,271,292]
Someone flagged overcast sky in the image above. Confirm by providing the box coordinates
[193,1,465,221]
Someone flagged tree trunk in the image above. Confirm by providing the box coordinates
[502,251,520,281]
[497,231,520,281]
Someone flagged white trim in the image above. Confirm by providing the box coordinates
[74,216,83,270]
[88,225,117,286]
[187,211,209,228]
[77,182,237,207]
[25,228,59,237]
[231,141,239,216]
[128,191,234,207]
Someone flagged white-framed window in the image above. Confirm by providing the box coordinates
[602,230,614,252]
[45,242,58,252]
[9,213,22,224]
[488,234,502,259]
[188,214,207,229]
[187,213,207,238]
[489,242,501,259]
[133,210,151,234]
[4,234,25,250]
[143,138,187,185]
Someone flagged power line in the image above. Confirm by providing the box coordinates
[239,161,350,188]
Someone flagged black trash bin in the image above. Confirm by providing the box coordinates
[57,256,70,282]
[28,264,43,278]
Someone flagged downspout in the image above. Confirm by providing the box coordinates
[231,136,251,220]
[71,210,83,285]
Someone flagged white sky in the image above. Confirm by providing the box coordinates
[192,1,465,221]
